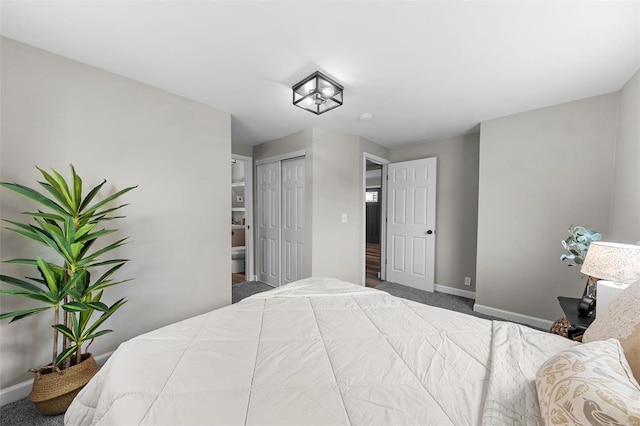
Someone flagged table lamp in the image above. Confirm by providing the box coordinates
[580,241,640,315]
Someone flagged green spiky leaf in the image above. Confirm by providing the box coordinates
[55,345,79,366]
[52,324,75,341]
[0,182,67,216]
[0,307,50,323]
[62,302,89,312]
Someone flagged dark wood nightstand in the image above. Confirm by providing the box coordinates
[555,296,596,340]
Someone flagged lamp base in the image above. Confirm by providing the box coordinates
[582,276,598,299]
[577,296,596,317]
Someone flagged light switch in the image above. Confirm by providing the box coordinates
[341,213,348,223]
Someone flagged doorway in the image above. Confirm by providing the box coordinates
[231,155,253,285]
[362,155,437,292]
[363,153,389,287]
[365,162,383,287]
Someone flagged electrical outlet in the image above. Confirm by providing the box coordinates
[464,276,472,286]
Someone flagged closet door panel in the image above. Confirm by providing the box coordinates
[257,162,281,286]
[281,157,305,284]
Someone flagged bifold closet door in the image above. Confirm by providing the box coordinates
[257,162,280,287]
[257,157,305,287]
[281,157,304,284]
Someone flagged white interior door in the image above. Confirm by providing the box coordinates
[386,158,437,291]
[281,157,305,284]
[257,162,280,286]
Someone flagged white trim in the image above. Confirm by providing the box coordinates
[380,164,388,281]
[255,149,306,166]
[473,304,554,330]
[365,153,389,165]
[434,284,476,299]
[0,380,34,407]
[0,351,114,406]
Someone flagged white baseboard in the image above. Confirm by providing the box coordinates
[434,284,476,300]
[473,304,553,330]
[0,351,114,407]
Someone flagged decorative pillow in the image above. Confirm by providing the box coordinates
[536,339,640,426]
[583,279,640,382]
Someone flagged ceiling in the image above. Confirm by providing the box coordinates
[1,1,639,148]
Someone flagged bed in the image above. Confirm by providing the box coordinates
[64,277,640,425]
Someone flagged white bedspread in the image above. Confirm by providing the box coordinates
[65,277,575,425]
[482,322,578,425]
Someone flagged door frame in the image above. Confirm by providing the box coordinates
[362,153,390,286]
[232,153,254,281]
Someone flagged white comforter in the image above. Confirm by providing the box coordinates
[65,277,576,425]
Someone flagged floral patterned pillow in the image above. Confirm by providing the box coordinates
[536,339,640,426]
[583,279,640,383]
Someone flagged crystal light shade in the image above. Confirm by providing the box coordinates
[292,71,343,115]
[580,241,640,285]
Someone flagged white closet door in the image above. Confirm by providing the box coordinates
[281,157,305,284]
[386,157,437,292]
[257,162,281,286]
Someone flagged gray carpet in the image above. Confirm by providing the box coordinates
[0,280,533,424]
[231,280,273,304]
[0,399,64,426]
[376,281,501,321]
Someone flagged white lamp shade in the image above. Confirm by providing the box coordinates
[596,280,629,314]
[580,242,640,285]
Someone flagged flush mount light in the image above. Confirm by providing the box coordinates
[292,71,344,115]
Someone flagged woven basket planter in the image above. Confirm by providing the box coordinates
[29,353,98,416]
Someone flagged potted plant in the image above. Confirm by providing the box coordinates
[560,224,601,298]
[0,165,135,415]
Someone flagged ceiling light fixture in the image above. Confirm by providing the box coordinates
[292,71,343,115]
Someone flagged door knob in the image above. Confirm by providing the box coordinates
[426,230,434,235]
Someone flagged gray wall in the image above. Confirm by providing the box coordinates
[311,129,362,283]
[610,69,640,242]
[361,137,390,163]
[366,169,382,188]
[390,133,480,292]
[0,38,232,389]
[232,141,254,157]
[476,93,620,322]
[253,129,312,159]
[253,129,389,285]
[311,131,389,283]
